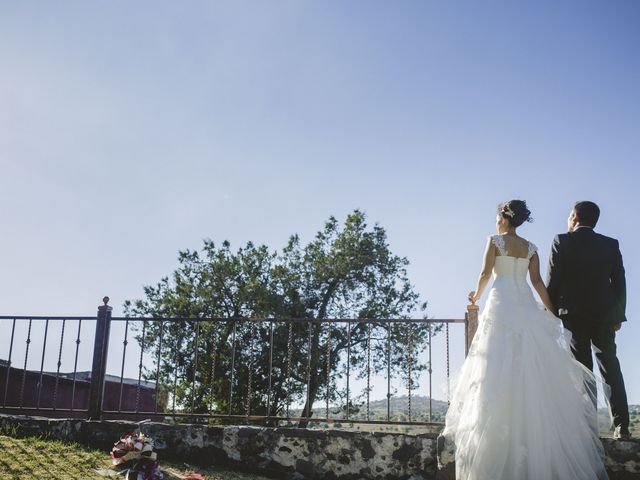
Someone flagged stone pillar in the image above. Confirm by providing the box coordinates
[465,303,479,356]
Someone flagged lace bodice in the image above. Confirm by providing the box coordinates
[490,234,537,259]
[490,235,538,283]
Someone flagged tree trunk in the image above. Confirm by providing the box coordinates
[296,318,323,428]
[297,378,320,428]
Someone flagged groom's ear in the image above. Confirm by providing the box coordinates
[567,210,578,232]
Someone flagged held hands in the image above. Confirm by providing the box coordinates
[468,291,478,304]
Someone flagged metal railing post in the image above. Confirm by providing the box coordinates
[465,303,479,356]
[87,296,112,420]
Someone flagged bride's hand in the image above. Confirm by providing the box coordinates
[468,291,477,304]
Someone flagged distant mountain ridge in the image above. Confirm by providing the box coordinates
[295,397,639,432]
[293,395,449,422]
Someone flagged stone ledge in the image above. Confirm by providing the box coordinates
[1,414,638,479]
[0,414,438,479]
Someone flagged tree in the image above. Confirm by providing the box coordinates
[124,210,432,424]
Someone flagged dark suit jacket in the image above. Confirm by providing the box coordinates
[546,227,626,324]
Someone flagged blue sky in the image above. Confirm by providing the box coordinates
[0,1,638,403]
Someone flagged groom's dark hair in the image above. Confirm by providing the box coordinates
[574,201,600,228]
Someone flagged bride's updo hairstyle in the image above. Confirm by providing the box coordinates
[498,200,533,228]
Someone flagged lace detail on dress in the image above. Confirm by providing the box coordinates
[527,241,538,260]
[490,235,507,256]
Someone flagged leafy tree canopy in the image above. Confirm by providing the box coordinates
[125,210,432,423]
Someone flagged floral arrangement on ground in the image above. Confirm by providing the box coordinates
[95,432,204,480]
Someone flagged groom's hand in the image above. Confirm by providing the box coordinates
[614,323,622,332]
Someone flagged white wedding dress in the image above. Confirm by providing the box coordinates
[442,235,608,480]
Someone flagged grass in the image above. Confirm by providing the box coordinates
[0,435,271,480]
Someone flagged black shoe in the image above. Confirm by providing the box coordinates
[613,425,631,440]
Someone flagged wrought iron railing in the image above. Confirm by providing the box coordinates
[0,298,479,426]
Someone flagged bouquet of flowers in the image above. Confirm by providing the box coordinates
[110,433,162,480]
[96,432,205,480]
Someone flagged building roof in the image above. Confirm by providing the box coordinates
[0,359,156,390]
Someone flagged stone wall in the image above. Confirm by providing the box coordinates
[0,414,638,479]
[0,414,438,479]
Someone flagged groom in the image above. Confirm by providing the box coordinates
[546,201,630,440]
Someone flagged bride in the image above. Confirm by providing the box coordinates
[442,200,608,480]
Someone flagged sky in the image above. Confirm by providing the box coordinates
[0,1,639,404]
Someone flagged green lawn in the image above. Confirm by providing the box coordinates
[0,435,271,480]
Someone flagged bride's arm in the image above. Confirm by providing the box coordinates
[468,237,496,304]
[529,253,555,312]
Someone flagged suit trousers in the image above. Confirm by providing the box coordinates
[561,314,629,429]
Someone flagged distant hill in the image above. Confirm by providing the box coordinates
[294,397,640,434]
[292,395,449,423]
